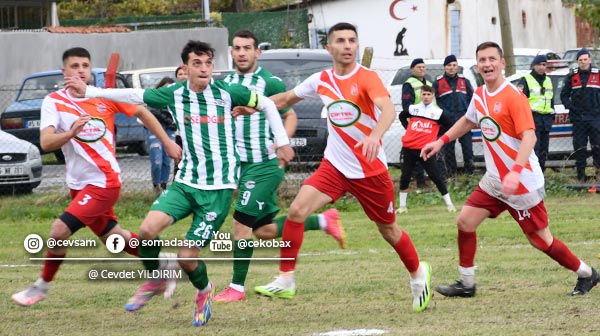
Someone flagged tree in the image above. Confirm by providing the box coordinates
[564,0,600,45]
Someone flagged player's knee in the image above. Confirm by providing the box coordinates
[526,232,550,251]
[287,201,311,221]
[49,219,72,240]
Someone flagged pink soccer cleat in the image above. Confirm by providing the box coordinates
[323,208,346,249]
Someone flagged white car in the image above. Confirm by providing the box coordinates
[121,66,235,89]
[0,129,42,193]
[381,58,481,166]
[512,48,562,72]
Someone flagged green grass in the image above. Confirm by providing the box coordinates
[1,187,600,336]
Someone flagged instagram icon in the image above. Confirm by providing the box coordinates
[24,234,44,253]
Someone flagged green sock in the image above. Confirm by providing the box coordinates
[139,237,161,271]
[231,240,254,286]
[274,214,321,237]
[186,261,209,291]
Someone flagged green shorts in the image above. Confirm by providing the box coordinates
[151,182,234,243]
[235,158,284,221]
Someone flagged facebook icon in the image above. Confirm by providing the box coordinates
[106,233,126,254]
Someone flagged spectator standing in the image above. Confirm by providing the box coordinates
[172,66,187,179]
[401,58,429,188]
[145,76,177,194]
[433,54,475,177]
[517,55,554,172]
[397,85,456,214]
[560,48,600,182]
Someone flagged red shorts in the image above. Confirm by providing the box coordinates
[304,159,395,224]
[64,185,120,236]
[465,185,548,234]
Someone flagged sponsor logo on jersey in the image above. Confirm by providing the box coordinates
[96,102,107,113]
[493,102,502,114]
[206,212,217,222]
[327,100,361,127]
[245,181,256,189]
[479,116,501,141]
[74,117,107,143]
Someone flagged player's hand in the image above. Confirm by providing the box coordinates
[420,140,443,161]
[501,171,520,195]
[276,144,295,168]
[64,76,87,98]
[69,115,91,137]
[232,106,257,118]
[164,140,182,162]
[354,136,380,162]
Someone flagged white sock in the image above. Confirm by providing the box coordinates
[34,277,50,291]
[399,192,408,207]
[317,214,326,230]
[278,271,295,286]
[442,193,454,206]
[229,283,244,292]
[459,266,476,288]
[576,261,593,278]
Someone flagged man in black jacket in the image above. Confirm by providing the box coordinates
[560,48,600,182]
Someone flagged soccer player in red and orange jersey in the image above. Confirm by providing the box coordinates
[11,47,181,307]
[421,41,598,297]
[253,22,433,313]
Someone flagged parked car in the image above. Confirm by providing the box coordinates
[512,48,562,72]
[0,68,144,161]
[258,49,332,162]
[562,48,600,63]
[121,66,235,89]
[382,58,481,166]
[0,129,42,193]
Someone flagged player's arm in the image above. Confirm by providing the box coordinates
[421,116,476,161]
[270,90,303,111]
[502,129,536,195]
[281,108,298,138]
[135,106,182,161]
[355,95,395,162]
[40,116,91,152]
[64,75,146,104]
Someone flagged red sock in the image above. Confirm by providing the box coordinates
[458,230,477,268]
[544,238,581,272]
[280,219,304,272]
[41,251,65,282]
[124,231,139,257]
[393,230,420,273]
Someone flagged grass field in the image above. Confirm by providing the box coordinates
[2,182,600,336]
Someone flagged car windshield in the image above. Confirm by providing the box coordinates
[139,71,173,89]
[16,75,64,101]
[16,74,97,101]
[259,59,332,88]
[563,49,600,62]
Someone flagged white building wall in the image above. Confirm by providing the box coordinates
[307,0,576,69]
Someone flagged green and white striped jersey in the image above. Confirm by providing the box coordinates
[143,80,258,190]
[223,67,289,163]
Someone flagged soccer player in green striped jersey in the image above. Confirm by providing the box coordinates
[65,40,294,327]
[213,30,346,303]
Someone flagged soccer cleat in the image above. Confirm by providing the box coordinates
[323,208,346,249]
[193,282,215,327]
[435,280,476,298]
[214,286,246,302]
[447,205,457,213]
[124,280,166,311]
[11,285,47,307]
[254,276,296,299]
[410,261,432,312]
[570,267,599,295]
[396,207,408,214]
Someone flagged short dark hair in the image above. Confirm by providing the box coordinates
[62,47,91,63]
[175,66,184,77]
[233,30,258,48]
[476,41,503,58]
[155,76,175,89]
[181,40,215,64]
[327,22,357,39]
[421,85,434,94]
